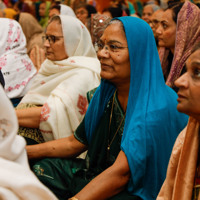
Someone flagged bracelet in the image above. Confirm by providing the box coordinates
[68,197,79,200]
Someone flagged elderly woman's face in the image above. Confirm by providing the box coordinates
[175,49,200,120]
[97,23,130,86]
[44,21,68,61]
[156,9,176,51]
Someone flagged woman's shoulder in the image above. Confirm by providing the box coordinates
[87,87,98,103]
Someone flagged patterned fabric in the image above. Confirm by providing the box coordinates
[16,103,44,144]
[157,118,200,200]
[0,84,57,200]
[85,16,188,200]
[0,18,37,99]
[19,15,100,142]
[32,92,139,200]
[89,13,111,46]
[159,1,200,87]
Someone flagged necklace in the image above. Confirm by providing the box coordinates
[107,90,126,152]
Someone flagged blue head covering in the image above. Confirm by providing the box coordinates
[85,17,188,199]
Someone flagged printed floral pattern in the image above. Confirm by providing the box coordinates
[40,103,51,122]
[77,94,88,115]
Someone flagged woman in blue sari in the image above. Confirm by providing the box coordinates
[27,16,188,200]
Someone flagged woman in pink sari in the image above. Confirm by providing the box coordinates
[156,1,200,90]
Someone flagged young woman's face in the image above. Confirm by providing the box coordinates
[156,9,176,52]
[39,2,46,17]
[97,23,130,86]
[44,21,68,61]
[175,49,200,121]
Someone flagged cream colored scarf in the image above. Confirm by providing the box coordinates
[21,56,100,141]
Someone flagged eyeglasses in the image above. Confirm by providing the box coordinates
[95,42,128,53]
[42,35,64,44]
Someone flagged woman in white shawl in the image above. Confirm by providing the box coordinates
[49,4,76,20]
[16,15,100,146]
[0,18,37,107]
[0,84,57,200]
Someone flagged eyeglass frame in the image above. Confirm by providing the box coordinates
[95,41,128,53]
[42,35,64,44]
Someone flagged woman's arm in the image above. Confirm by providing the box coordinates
[74,150,130,200]
[16,107,42,128]
[26,135,88,159]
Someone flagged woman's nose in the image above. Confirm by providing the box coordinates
[44,39,50,47]
[97,47,109,59]
[174,72,189,89]
[156,25,162,35]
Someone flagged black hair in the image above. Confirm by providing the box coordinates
[85,4,97,17]
[75,3,97,18]
[167,1,184,23]
[49,4,61,12]
[102,6,123,18]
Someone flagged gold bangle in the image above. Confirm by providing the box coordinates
[68,197,79,200]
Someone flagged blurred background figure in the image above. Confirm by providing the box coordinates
[49,4,76,20]
[0,18,37,107]
[149,9,164,47]
[89,13,111,46]
[102,6,123,18]
[14,12,45,71]
[157,1,200,89]
[39,1,51,29]
[142,4,160,24]
[75,3,97,26]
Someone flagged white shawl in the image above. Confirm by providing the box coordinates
[20,15,100,141]
[21,57,100,141]
[0,18,36,99]
[0,85,57,200]
[60,4,76,17]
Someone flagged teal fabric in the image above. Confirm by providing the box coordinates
[33,94,141,200]
[84,17,189,200]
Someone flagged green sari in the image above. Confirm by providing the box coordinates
[32,91,141,200]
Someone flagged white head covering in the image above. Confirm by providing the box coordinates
[60,4,76,17]
[0,85,58,199]
[0,18,36,99]
[20,15,100,142]
[59,15,97,57]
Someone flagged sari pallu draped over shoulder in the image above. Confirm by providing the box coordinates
[159,1,200,87]
[20,15,100,142]
[157,117,200,200]
[85,17,188,200]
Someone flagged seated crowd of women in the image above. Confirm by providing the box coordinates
[1,1,200,200]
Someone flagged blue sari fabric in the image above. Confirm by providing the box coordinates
[85,17,188,200]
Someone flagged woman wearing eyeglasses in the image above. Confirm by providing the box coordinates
[26,17,188,200]
[16,15,100,147]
